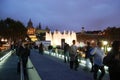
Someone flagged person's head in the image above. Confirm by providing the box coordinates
[112,40,120,51]
[64,43,67,45]
[72,40,76,45]
[91,42,96,48]
[97,41,102,48]
[87,42,90,46]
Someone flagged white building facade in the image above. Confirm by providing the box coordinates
[46,30,77,46]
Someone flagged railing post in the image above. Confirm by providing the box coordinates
[20,60,25,80]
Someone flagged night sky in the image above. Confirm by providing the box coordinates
[0,0,120,32]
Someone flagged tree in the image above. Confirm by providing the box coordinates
[104,27,120,41]
[0,18,27,42]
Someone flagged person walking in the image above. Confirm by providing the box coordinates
[22,43,30,70]
[69,40,79,71]
[19,42,30,80]
[16,41,30,79]
[16,42,22,73]
[90,41,105,80]
[64,43,70,63]
[103,40,120,80]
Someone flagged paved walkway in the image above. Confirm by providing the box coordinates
[0,52,19,80]
[30,50,109,80]
[0,49,110,80]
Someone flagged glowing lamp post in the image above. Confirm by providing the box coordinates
[102,41,108,54]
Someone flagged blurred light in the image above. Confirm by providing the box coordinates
[107,47,112,52]
[1,38,4,42]
[102,41,108,46]
[101,47,104,50]
[79,42,85,47]
[4,39,7,42]
[91,40,95,43]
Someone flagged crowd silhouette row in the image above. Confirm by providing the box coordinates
[11,39,120,80]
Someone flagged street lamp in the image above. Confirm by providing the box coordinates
[1,38,4,42]
[102,41,108,54]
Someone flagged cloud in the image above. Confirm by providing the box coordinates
[0,0,120,32]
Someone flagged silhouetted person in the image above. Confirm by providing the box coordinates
[16,42,22,73]
[103,40,120,80]
[16,42,30,76]
[64,43,70,63]
[39,43,44,55]
[84,42,94,72]
[48,45,53,55]
[22,44,30,68]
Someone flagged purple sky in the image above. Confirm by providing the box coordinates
[0,0,120,32]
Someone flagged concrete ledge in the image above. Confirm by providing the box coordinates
[27,57,42,80]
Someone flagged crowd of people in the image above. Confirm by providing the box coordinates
[11,39,120,80]
[49,40,120,80]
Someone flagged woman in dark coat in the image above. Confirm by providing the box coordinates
[103,40,120,80]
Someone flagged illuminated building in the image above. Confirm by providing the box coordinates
[46,30,77,46]
[26,19,77,46]
[27,19,37,41]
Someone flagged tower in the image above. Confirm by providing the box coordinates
[38,23,41,29]
[81,27,85,33]
[27,19,33,28]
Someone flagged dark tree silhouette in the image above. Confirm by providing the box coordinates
[0,18,27,42]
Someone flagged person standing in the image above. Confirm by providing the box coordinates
[20,43,30,80]
[64,43,70,63]
[16,42,30,77]
[48,45,53,55]
[90,41,105,80]
[22,43,30,70]
[84,42,94,72]
[16,42,22,73]
[103,40,120,80]
[69,40,79,71]
[39,43,44,55]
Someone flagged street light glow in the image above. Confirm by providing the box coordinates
[103,41,108,46]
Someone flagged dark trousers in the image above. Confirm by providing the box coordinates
[89,57,94,71]
[64,53,69,63]
[70,59,79,70]
[17,61,20,73]
[93,64,105,80]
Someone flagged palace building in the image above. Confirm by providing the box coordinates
[26,19,77,46]
[27,19,37,41]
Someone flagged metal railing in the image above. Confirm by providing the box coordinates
[0,50,13,62]
[20,60,25,80]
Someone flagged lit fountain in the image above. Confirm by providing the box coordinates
[46,30,77,46]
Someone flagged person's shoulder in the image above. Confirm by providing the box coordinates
[92,47,97,50]
[70,45,73,47]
